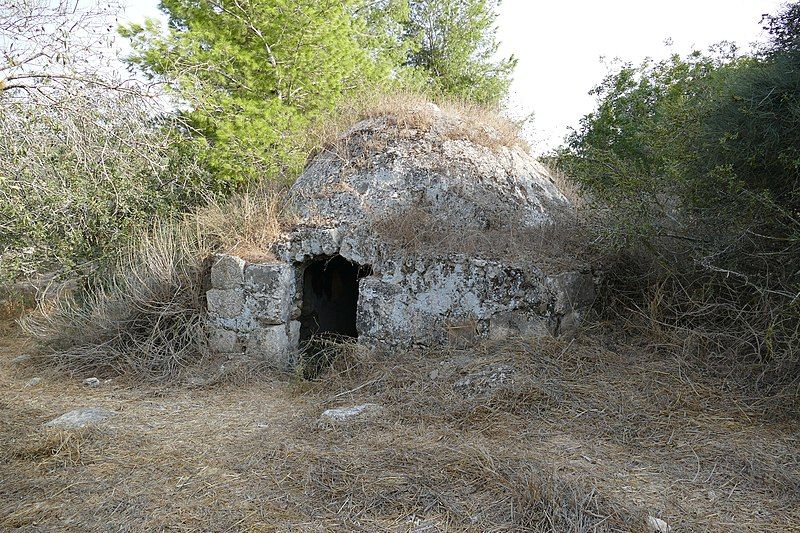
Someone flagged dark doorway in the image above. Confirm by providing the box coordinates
[299,256,371,343]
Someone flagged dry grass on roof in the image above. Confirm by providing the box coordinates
[195,184,295,261]
[309,90,530,158]
[371,206,595,274]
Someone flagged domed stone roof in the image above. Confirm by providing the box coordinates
[289,103,569,233]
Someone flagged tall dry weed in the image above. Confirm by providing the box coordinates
[22,222,209,378]
[23,186,291,379]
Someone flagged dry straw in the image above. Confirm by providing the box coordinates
[22,185,293,379]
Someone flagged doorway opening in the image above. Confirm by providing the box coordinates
[299,256,371,343]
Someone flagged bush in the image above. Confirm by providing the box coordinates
[554,34,800,389]
[22,185,292,379]
[0,90,214,283]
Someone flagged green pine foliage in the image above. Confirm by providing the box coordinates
[401,0,517,104]
[121,0,517,190]
[121,0,405,191]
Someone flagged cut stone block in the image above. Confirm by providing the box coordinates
[208,326,240,353]
[245,294,290,325]
[244,262,293,294]
[549,271,595,314]
[246,325,292,369]
[206,289,244,318]
[287,320,301,349]
[243,263,294,324]
[489,310,552,340]
[356,278,408,341]
[210,254,246,289]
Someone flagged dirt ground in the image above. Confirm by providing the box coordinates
[1,319,799,532]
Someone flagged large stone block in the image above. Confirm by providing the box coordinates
[206,289,245,318]
[549,271,596,314]
[288,320,301,349]
[245,294,291,325]
[246,325,292,369]
[210,254,246,289]
[488,310,551,340]
[243,263,294,324]
[244,262,293,293]
[207,325,240,353]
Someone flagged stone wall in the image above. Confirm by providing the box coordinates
[205,254,300,370]
[204,243,596,365]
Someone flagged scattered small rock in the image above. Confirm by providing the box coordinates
[647,515,670,533]
[23,377,42,388]
[453,364,516,395]
[44,407,117,429]
[83,377,101,388]
[410,520,441,532]
[11,354,31,364]
[428,369,439,380]
[320,403,381,423]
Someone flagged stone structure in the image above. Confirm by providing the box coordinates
[205,104,595,369]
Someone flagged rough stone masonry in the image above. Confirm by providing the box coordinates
[205,103,595,369]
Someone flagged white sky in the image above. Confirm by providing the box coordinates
[119,0,785,153]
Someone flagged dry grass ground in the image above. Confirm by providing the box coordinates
[1,317,799,532]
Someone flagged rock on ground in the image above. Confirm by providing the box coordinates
[11,354,31,364]
[320,403,382,423]
[647,516,671,533]
[23,377,42,388]
[44,407,117,429]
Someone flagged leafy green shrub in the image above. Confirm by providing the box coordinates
[0,92,212,282]
[554,9,800,389]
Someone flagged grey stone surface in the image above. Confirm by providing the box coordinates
[550,271,596,314]
[244,263,294,324]
[44,407,117,429]
[647,516,670,533]
[287,320,301,348]
[210,254,246,289]
[289,108,569,232]
[354,257,550,347]
[11,354,31,364]
[246,325,292,369]
[489,310,552,340]
[320,403,382,423]
[208,326,240,353]
[24,377,42,388]
[244,262,293,293]
[206,289,245,319]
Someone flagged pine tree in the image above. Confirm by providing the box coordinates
[121,0,516,189]
[121,0,397,189]
[401,0,516,104]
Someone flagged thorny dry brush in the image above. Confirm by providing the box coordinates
[22,186,293,379]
